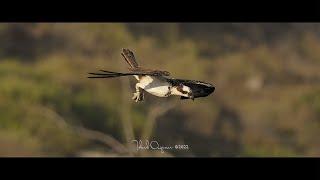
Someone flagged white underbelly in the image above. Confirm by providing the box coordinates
[138,76,171,97]
[145,85,170,97]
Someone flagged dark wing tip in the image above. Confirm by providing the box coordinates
[122,48,131,53]
[121,48,139,69]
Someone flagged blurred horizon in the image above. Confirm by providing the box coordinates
[0,23,320,157]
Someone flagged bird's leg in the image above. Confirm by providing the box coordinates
[139,89,145,101]
[132,83,144,102]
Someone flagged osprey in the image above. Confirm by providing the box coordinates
[88,49,215,102]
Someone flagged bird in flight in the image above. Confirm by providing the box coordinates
[88,49,215,102]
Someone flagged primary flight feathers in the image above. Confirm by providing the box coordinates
[121,48,139,69]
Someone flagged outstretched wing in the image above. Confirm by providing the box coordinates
[121,48,171,76]
[87,70,169,78]
[121,48,140,69]
[168,78,215,99]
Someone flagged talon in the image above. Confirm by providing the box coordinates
[132,92,143,102]
[139,93,144,102]
[132,95,136,100]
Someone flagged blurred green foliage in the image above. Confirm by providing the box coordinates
[0,23,320,157]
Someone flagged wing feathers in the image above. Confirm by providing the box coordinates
[121,48,171,76]
[121,48,139,69]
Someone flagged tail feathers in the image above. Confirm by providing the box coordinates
[121,48,139,69]
[87,70,134,78]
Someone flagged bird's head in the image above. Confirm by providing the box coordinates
[172,84,194,100]
[188,91,194,100]
[182,85,195,100]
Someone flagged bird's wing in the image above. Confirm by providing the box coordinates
[168,79,214,87]
[121,48,171,76]
[168,78,215,99]
[121,48,140,69]
[87,70,169,78]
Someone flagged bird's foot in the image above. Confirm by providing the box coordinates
[132,92,144,102]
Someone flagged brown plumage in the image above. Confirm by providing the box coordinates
[121,48,170,77]
[121,48,139,69]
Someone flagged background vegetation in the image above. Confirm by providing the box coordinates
[0,23,320,157]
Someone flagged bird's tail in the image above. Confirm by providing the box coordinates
[87,70,138,78]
